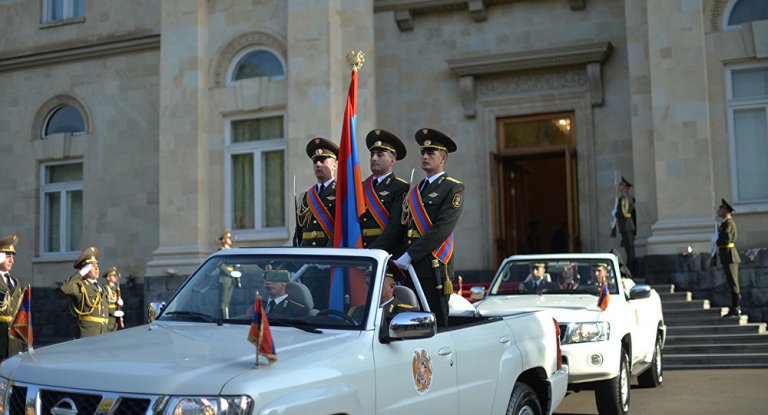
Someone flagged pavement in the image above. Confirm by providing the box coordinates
[554,369,768,415]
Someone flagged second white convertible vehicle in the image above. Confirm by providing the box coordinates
[474,253,665,415]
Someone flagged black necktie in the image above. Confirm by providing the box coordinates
[266,299,276,313]
[318,184,325,194]
[4,274,13,291]
[373,178,379,188]
[419,179,428,195]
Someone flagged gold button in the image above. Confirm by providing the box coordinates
[311,231,317,238]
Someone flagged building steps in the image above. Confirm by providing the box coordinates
[655,284,768,370]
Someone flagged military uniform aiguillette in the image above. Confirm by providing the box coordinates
[294,137,339,247]
[0,235,23,359]
[61,247,109,338]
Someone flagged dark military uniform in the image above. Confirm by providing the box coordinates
[400,129,464,327]
[717,199,741,316]
[614,176,636,273]
[294,137,339,247]
[362,129,409,251]
[264,270,308,318]
[60,247,109,338]
[0,235,23,359]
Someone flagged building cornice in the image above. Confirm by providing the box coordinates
[374,0,586,31]
[0,34,161,73]
[446,41,612,117]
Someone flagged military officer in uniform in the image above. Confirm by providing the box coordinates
[716,199,742,317]
[393,128,464,328]
[218,229,234,250]
[379,263,414,342]
[363,129,410,253]
[294,137,339,247]
[263,270,308,318]
[102,266,125,332]
[612,176,636,274]
[61,247,109,338]
[0,235,23,359]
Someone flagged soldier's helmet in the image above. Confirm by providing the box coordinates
[306,137,339,162]
[366,129,407,160]
[103,266,119,279]
[218,230,232,242]
[720,198,735,213]
[415,128,457,153]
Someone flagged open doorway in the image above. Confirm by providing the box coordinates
[492,112,580,264]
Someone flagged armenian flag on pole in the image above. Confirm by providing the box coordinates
[9,285,33,350]
[597,279,611,311]
[329,51,367,311]
[247,294,276,364]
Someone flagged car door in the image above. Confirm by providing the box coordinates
[372,319,458,415]
[450,320,511,414]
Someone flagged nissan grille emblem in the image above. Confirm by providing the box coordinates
[51,398,78,415]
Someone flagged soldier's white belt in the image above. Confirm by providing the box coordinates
[362,229,383,236]
[0,316,11,323]
[407,229,421,238]
[80,316,108,324]
[302,231,327,240]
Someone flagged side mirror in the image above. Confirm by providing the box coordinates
[147,302,166,323]
[629,284,652,300]
[470,286,486,301]
[388,312,437,340]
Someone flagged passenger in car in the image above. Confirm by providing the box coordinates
[379,264,414,342]
[557,264,581,290]
[263,270,308,318]
[518,263,554,293]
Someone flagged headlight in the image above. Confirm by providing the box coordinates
[166,396,252,415]
[563,322,610,344]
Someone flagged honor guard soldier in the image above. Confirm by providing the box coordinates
[294,137,339,247]
[393,128,464,328]
[218,229,234,250]
[0,235,23,359]
[102,266,125,332]
[715,199,742,316]
[362,129,409,250]
[612,176,636,274]
[61,247,110,338]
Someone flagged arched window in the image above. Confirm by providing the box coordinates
[44,105,85,136]
[727,0,768,27]
[231,49,285,81]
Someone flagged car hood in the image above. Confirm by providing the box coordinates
[476,294,608,321]
[1,322,360,395]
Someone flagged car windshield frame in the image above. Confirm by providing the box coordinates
[488,258,621,297]
[159,253,379,330]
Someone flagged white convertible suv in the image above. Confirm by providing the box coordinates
[474,253,665,415]
[0,248,567,415]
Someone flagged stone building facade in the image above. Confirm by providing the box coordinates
[1,0,767,343]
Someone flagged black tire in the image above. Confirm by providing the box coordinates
[505,382,543,415]
[637,334,663,388]
[595,349,630,415]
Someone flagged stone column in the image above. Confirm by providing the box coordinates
[146,0,211,276]
[644,0,717,255]
[286,0,376,196]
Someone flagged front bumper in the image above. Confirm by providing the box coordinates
[561,341,620,384]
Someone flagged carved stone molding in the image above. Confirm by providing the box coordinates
[0,35,160,73]
[31,95,91,142]
[210,31,287,88]
[706,0,730,32]
[375,0,587,30]
[447,41,612,117]
[477,67,588,97]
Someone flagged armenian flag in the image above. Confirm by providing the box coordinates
[9,286,33,349]
[247,295,276,364]
[597,280,610,311]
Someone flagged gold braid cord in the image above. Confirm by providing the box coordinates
[0,291,10,313]
[296,192,312,228]
[401,197,411,225]
[70,283,102,317]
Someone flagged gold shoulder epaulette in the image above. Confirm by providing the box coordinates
[400,303,415,309]
[396,177,408,184]
[446,177,463,184]
[290,300,306,308]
